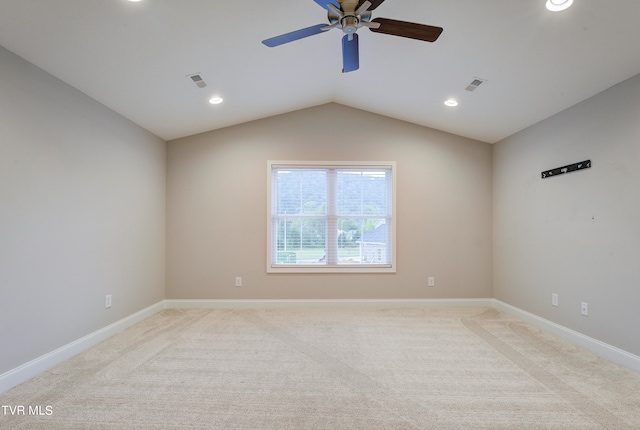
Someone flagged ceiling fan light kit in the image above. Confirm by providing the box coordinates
[546,0,574,12]
[262,0,443,73]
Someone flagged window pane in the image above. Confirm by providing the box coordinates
[274,217,326,265]
[337,218,388,264]
[275,169,326,215]
[337,170,388,216]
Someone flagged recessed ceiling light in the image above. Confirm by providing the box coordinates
[209,97,224,105]
[546,0,573,12]
[127,0,143,2]
[444,99,458,107]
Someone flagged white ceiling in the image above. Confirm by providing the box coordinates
[1,0,639,144]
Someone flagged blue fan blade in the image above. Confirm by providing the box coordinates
[342,33,359,73]
[313,0,341,10]
[262,24,327,47]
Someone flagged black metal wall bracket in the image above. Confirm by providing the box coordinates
[541,160,591,179]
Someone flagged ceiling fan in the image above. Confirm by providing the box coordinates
[262,0,443,73]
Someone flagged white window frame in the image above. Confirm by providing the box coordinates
[267,160,396,273]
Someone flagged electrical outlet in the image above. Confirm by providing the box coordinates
[235,277,242,287]
[552,293,558,307]
[105,294,112,309]
[428,277,435,287]
[581,302,589,316]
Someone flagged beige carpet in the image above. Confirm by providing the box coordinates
[2,307,640,429]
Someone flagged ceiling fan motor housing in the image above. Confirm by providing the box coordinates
[328,0,374,40]
[342,15,358,35]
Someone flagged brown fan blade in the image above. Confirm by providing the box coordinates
[358,0,386,10]
[369,17,443,42]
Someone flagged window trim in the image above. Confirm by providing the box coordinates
[267,160,397,274]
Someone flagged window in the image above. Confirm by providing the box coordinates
[268,161,396,273]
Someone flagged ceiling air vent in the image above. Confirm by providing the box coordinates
[188,73,207,89]
[465,77,486,92]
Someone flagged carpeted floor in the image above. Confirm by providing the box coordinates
[1,307,639,429]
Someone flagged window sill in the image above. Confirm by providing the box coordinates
[267,265,396,274]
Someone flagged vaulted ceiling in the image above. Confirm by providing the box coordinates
[1,0,639,143]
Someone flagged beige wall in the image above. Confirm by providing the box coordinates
[0,46,166,374]
[167,103,493,300]
[493,73,640,356]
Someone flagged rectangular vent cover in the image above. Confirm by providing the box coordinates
[465,77,486,92]
[188,74,207,88]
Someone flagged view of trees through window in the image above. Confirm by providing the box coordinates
[271,165,392,267]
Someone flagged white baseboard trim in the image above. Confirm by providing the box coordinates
[164,298,495,309]
[492,299,640,372]
[0,301,165,394]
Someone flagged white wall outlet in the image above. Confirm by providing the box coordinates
[105,294,112,309]
[428,277,435,287]
[235,277,242,287]
[581,302,589,316]
[552,293,558,307]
